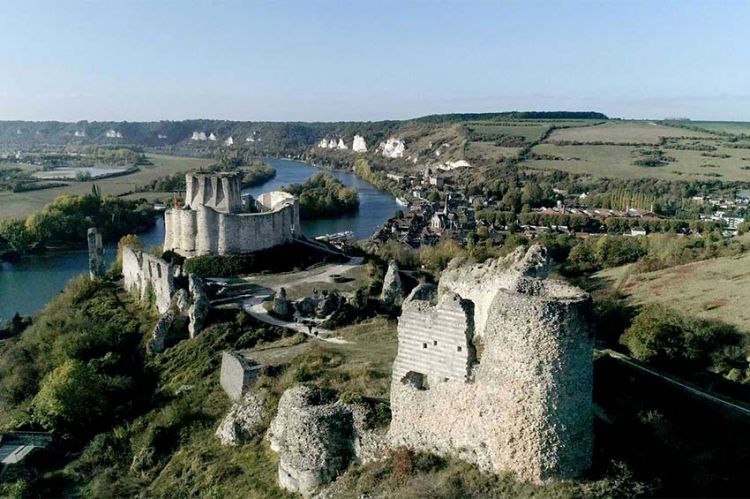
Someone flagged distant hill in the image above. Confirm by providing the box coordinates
[0,112,608,152]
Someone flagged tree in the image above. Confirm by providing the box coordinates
[0,218,34,252]
[32,360,110,433]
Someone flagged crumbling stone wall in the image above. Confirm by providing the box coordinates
[164,172,300,257]
[380,260,404,311]
[87,227,105,280]
[389,245,593,483]
[122,246,175,314]
[219,351,261,401]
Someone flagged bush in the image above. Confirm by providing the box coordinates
[620,304,748,376]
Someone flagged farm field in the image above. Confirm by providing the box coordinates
[666,120,750,136]
[465,141,520,162]
[546,121,713,144]
[595,249,750,336]
[0,153,214,219]
[524,142,750,181]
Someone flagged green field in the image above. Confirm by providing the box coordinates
[0,154,214,219]
[595,250,750,336]
[547,121,713,144]
[524,142,750,181]
[666,120,750,136]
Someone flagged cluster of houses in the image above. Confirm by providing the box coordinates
[375,168,479,247]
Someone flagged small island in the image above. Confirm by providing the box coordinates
[283,172,359,219]
[241,162,276,188]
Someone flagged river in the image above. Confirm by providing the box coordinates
[0,158,399,321]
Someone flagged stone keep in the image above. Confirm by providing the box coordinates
[164,171,300,257]
[389,245,593,483]
[87,227,105,280]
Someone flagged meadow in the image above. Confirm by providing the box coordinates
[525,142,750,181]
[0,154,214,219]
[595,251,750,336]
[546,121,713,144]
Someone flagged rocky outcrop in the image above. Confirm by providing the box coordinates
[150,310,176,353]
[87,227,105,280]
[216,389,268,446]
[352,135,367,153]
[389,245,593,483]
[380,260,403,310]
[191,131,207,141]
[220,351,261,401]
[188,274,209,337]
[268,386,355,496]
[273,287,291,319]
[336,138,347,150]
[316,292,343,317]
[378,137,405,158]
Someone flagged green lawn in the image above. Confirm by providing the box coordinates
[0,154,214,219]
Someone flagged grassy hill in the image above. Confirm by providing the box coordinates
[595,248,750,336]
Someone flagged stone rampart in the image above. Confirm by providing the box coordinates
[122,246,175,314]
[389,245,593,483]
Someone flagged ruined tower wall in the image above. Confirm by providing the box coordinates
[392,288,474,384]
[186,172,243,213]
[388,246,593,483]
[482,286,593,481]
[122,246,175,313]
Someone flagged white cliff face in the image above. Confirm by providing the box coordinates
[105,129,123,138]
[352,135,368,153]
[191,131,207,141]
[224,136,234,146]
[317,138,329,148]
[378,137,406,158]
[336,138,348,150]
[438,159,471,170]
[157,133,168,139]
[74,130,86,137]
[208,133,218,141]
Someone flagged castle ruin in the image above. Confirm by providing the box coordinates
[389,245,593,483]
[164,171,300,257]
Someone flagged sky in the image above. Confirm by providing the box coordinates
[1,0,749,122]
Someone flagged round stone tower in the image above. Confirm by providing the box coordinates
[482,278,593,481]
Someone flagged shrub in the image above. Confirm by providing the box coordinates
[620,304,747,376]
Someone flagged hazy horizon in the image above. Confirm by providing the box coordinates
[2,0,749,123]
